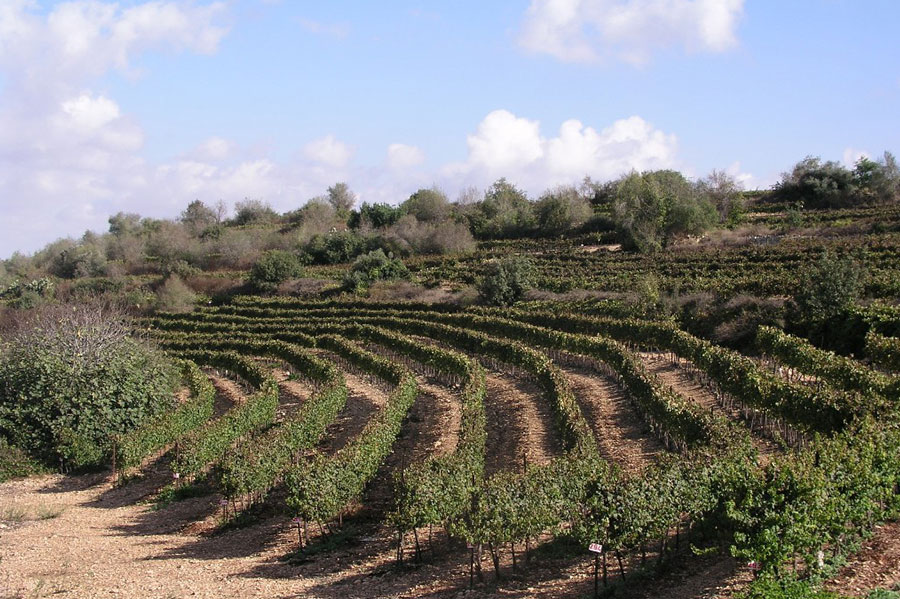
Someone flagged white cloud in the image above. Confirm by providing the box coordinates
[466,110,544,171]
[60,93,120,131]
[0,1,230,256]
[386,143,425,169]
[297,17,349,39]
[842,147,869,168]
[303,135,354,168]
[519,0,744,64]
[192,136,234,161]
[448,109,678,190]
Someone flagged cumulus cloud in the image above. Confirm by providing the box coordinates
[0,1,229,256]
[303,135,354,168]
[386,143,425,169]
[519,0,744,64]
[446,109,678,190]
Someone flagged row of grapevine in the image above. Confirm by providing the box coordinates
[165,350,279,480]
[152,322,491,532]
[865,330,900,372]
[489,309,858,435]
[285,335,418,526]
[756,326,898,401]
[167,306,729,449]
[115,359,215,473]
[157,336,350,504]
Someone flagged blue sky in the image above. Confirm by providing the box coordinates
[1,0,898,257]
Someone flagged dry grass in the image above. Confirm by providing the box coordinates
[0,503,65,522]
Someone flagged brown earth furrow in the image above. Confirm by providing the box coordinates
[826,521,900,596]
[561,364,662,473]
[310,351,390,457]
[639,352,782,459]
[483,372,563,476]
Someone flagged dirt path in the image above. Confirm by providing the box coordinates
[483,372,563,476]
[410,380,461,459]
[0,471,470,599]
[403,334,565,474]
[826,521,900,596]
[561,365,662,473]
[207,372,246,417]
[639,352,782,459]
[313,367,389,456]
[267,365,310,419]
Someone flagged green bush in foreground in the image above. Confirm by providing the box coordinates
[0,305,178,469]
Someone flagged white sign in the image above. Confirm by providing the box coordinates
[589,543,603,554]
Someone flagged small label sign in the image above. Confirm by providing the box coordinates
[589,543,603,554]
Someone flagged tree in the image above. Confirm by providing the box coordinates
[402,187,450,222]
[180,200,218,236]
[773,157,857,209]
[853,152,900,204]
[108,212,142,237]
[477,256,535,306]
[327,182,356,216]
[248,250,304,291]
[350,202,404,229]
[698,170,744,223]
[232,199,278,226]
[470,178,535,239]
[535,185,593,236]
[612,170,716,252]
[792,251,865,327]
[0,304,177,468]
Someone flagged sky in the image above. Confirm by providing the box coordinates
[1,0,898,257]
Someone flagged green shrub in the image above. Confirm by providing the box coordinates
[248,250,304,291]
[0,438,45,482]
[736,577,842,599]
[0,305,178,469]
[342,249,409,293]
[156,274,197,313]
[477,256,534,306]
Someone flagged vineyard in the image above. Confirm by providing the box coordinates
[4,294,897,598]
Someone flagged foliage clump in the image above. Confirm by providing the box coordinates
[342,249,409,293]
[248,250,304,291]
[0,304,178,469]
[477,256,534,306]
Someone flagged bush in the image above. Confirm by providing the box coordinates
[342,249,409,293]
[248,250,304,291]
[535,185,593,236]
[305,231,367,265]
[612,170,717,252]
[0,438,45,482]
[0,304,178,469]
[736,577,841,599]
[477,256,534,306]
[156,274,197,313]
[231,199,278,226]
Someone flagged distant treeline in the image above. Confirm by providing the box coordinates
[1,152,897,297]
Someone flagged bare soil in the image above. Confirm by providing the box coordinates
[561,364,662,473]
[483,372,564,476]
[826,521,900,597]
[314,368,389,456]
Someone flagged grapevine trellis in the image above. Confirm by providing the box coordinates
[111,296,900,587]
